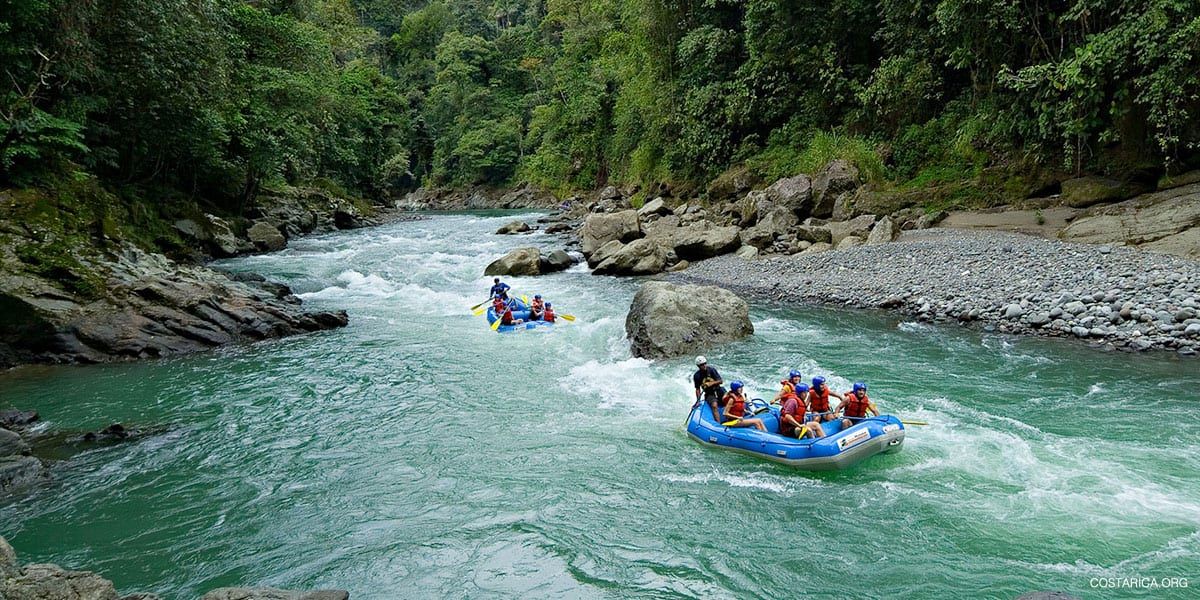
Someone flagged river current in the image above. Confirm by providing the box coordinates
[2,211,1198,598]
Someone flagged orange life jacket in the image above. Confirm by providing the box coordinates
[723,391,746,419]
[808,387,831,412]
[843,391,871,418]
[544,308,556,322]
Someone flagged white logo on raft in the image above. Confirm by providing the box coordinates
[836,428,871,452]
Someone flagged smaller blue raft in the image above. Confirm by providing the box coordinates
[685,399,904,470]
[486,298,555,333]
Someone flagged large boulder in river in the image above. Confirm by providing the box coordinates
[484,247,542,276]
[593,239,669,276]
[625,281,753,360]
[0,428,29,456]
[539,249,574,273]
[580,210,642,258]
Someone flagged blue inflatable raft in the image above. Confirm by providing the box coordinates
[486,298,555,333]
[685,398,905,470]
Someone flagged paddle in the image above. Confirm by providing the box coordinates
[469,299,489,312]
[490,314,504,331]
[559,313,576,322]
[901,420,928,426]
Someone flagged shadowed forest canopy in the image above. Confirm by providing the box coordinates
[2,0,1198,203]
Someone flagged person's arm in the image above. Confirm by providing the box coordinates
[721,397,736,420]
[829,390,845,402]
[868,401,880,417]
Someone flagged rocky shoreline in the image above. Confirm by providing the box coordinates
[0,535,348,600]
[0,184,432,369]
[666,228,1200,355]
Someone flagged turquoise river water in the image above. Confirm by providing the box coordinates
[2,211,1199,599]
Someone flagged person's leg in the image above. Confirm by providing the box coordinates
[745,418,766,432]
[708,399,721,422]
[810,422,825,438]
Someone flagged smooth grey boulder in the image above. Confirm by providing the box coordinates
[0,456,44,493]
[588,239,625,267]
[200,589,349,600]
[580,210,642,258]
[625,281,753,360]
[539,249,574,273]
[593,239,669,276]
[483,247,542,276]
[1059,182,1200,259]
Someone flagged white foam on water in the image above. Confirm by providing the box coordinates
[560,358,689,414]
[897,321,933,333]
[1085,382,1106,396]
[659,470,810,494]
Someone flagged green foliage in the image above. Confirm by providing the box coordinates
[2,0,1197,204]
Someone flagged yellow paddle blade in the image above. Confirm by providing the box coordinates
[490,317,502,331]
[901,420,928,426]
[797,425,809,438]
[559,314,576,321]
[522,295,530,305]
[721,419,741,426]
[472,306,488,316]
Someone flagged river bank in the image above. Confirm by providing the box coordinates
[667,228,1200,355]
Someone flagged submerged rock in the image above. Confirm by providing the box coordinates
[625,281,753,360]
[495,220,532,234]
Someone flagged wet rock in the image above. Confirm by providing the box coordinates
[495,220,531,235]
[625,281,753,360]
[0,428,29,455]
[539,249,574,273]
[579,210,642,258]
[0,409,39,429]
[484,247,542,276]
[246,221,287,252]
[0,536,162,599]
[200,588,349,600]
[0,456,45,493]
[544,222,572,234]
[795,225,833,245]
[593,239,669,276]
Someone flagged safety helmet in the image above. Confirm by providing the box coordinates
[795,383,810,394]
[788,369,801,379]
[535,294,542,299]
[853,382,867,394]
[545,303,552,308]
[695,356,707,365]
[730,381,744,391]
[812,376,826,388]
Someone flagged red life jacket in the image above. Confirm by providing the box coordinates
[723,391,746,419]
[808,387,831,412]
[544,308,556,322]
[843,391,871,418]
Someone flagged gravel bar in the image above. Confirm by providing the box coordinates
[667,228,1200,355]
